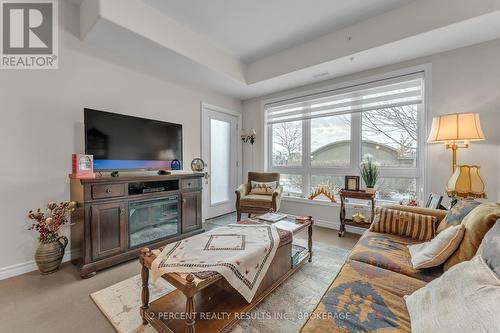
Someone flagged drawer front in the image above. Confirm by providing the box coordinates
[181,178,201,190]
[92,183,127,199]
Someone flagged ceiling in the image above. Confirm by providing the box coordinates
[79,0,500,99]
[144,0,415,63]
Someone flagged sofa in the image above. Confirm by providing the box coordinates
[301,203,499,332]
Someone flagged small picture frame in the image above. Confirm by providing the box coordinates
[345,176,360,191]
[425,193,445,210]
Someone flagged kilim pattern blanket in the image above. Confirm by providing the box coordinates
[151,224,280,302]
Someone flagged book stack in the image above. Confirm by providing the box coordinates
[295,216,309,224]
[291,244,308,267]
[257,212,287,222]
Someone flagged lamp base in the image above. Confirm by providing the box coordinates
[445,143,469,173]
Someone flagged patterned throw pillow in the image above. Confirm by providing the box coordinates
[249,181,277,195]
[408,224,465,269]
[436,199,480,233]
[370,207,437,241]
[474,219,500,277]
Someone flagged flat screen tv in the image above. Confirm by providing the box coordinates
[84,109,182,171]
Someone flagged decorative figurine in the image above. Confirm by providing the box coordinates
[190,158,205,172]
[352,212,366,224]
[308,182,337,202]
[170,159,181,170]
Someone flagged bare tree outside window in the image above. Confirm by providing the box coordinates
[272,121,302,166]
[362,105,418,167]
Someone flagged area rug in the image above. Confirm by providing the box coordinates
[91,239,348,333]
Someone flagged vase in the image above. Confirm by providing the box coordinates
[366,187,375,194]
[34,236,68,275]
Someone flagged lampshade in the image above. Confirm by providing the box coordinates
[427,113,485,143]
[446,165,486,198]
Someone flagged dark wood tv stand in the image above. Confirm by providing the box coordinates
[70,172,204,278]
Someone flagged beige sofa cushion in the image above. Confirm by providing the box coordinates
[408,224,465,269]
[405,256,500,333]
[240,194,273,208]
[444,203,500,270]
[370,207,436,241]
[476,219,500,277]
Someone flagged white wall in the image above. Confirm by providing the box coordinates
[0,1,241,275]
[243,39,500,224]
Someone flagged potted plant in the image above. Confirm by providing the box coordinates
[360,156,379,194]
[27,201,76,274]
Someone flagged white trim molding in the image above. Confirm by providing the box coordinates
[0,249,81,281]
[313,218,366,235]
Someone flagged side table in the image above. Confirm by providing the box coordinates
[339,190,376,237]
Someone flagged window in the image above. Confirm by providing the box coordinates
[362,106,418,167]
[311,175,345,192]
[272,121,302,166]
[311,114,350,167]
[280,174,304,197]
[376,177,417,202]
[266,72,425,203]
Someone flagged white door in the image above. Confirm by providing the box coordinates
[201,104,240,219]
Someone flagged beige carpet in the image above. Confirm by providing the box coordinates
[91,240,348,333]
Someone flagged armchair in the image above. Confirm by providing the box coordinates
[235,172,283,221]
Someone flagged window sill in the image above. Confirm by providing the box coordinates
[282,195,399,207]
[282,196,340,207]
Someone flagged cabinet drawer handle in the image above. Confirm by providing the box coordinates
[105,188,112,194]
[187,182,191,187]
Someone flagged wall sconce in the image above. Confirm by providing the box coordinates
[240,128,256,145]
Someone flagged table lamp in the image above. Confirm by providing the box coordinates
[427,112,485,172]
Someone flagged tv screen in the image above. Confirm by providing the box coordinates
[84,109,182,171]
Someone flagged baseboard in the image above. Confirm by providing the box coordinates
[0,249,81,281]
[313,218,366,235]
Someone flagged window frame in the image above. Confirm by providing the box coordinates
[263,66,431,204]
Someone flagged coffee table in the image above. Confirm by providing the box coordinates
[258,214,314,263]
[139,215,313,333]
